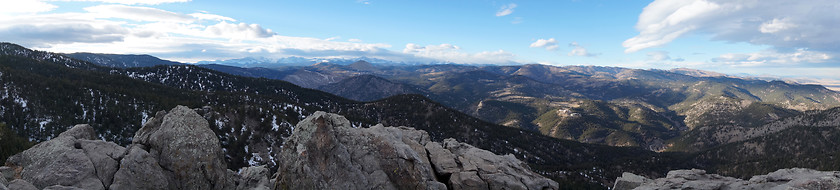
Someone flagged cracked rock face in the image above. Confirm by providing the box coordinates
[274,111,559,190]
[614,168,840,190]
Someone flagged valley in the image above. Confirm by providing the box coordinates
[200,57,840,153]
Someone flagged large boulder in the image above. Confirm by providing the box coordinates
[4,124,114,190]
[274,111,558,190]
[612,172,650,190]
[126,105,232,190]
[274,111,443,189]
[615,168,840,190]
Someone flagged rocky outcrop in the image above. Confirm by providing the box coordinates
[614,168,840,190]
[274,111,558,190]
[3,106,556,190]
[1,106,266,190]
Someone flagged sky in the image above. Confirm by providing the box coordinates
[1,0,839,88]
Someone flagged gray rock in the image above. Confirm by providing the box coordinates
[622,168,840,190]
[613,172,649,190]
[5,127,105,190]
[78,140,125,188]
[236,166,270,190]
[131,111,166,145]
[43,185,86,190]
[441,138,559,190]
[110,145,172,190]
[275,112,439,190]
[0,168,7,186]
[274,111,558,190]
[0,166,12,184]
[57,124,97,140]
[7,179,38,190]
[425,142,459,175]
[450,172,488,190]
[131,105,231,190]
[2,105,287,190]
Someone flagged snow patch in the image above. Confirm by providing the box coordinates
[271,115,280,131]
[140,112,149,126]
[38,119,51,131]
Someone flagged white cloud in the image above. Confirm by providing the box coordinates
[529,38,558,51]
[324,36,340,41]
[0,0,57,15]
[0,3,400,62]
[646,51,685,63]
[84,4,195,22]
[647,51,670,62]
[711,48,833,66]
[495,3,517,17]
[205,21,275,39]
[403,43,516,64]
[759,17,796,34]
[625,0,840,55]
[357,0,371,5]
[1,2,522,65]
[50,0,191,5]
[568,42,597,57]
[189,13,235,22]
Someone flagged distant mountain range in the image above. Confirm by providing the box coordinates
[195,56,432,68]
[52,51,840,153]
[202,60,840,153]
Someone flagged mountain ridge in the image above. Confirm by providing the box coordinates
[0,42,697,189]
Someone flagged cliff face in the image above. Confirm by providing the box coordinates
[0,106,557,190]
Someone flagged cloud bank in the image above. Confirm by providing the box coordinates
[0,1,519,64]
[625,0,839,66]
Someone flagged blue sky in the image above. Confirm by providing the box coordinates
[1,0,839,88]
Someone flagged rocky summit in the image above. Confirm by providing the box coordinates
[1,106,558,190]
[614,168,840,190]
[273,111,559,190]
